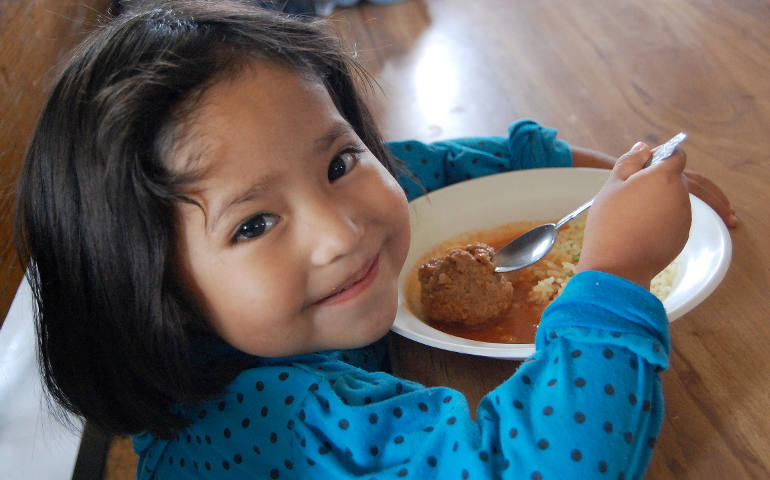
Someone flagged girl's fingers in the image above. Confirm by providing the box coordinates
[684,169,731,209]
[654,146,687,175]
[615,141,686,182]
[607,141,736,227]
[613,142,652,180]
[684,170,738,228]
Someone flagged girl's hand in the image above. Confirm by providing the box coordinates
[682,168,738,228]
[572,145,738,228]
[577,142,692,289]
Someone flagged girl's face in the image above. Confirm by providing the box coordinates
[171,64,411,357]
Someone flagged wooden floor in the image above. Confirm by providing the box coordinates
[2,1,768,479]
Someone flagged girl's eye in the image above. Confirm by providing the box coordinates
[327,148,362,182]
[232,213,279,243]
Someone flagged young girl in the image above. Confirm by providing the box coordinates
[15,1,733,479]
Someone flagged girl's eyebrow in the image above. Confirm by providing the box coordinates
[207,173,278,234]
[314,120,356,151]
[207,120,356,234]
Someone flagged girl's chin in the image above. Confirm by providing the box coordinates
[333,306,397,351]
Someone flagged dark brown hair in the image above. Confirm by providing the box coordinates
[15,0,396,438]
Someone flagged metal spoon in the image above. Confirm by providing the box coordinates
[493,132,688,273]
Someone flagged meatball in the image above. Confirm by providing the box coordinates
[418,243,513,326]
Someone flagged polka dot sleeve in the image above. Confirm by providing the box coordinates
[134,272,668,479]
[481,270,669,479]
[388,119,573,201]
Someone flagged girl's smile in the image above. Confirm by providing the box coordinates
[312,253,380,307]
[170,63,411,357]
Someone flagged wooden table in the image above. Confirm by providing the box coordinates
[2,1,767,478]
[333,1,770,478]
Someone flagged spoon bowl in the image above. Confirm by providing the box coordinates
[493,224,557,273]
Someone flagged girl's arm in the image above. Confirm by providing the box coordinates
[571,145,616,168]
[387,119,571,201]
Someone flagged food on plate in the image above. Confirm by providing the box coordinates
[418,243,513,326]
[406,216,676,344]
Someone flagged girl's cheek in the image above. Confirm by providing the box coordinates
[369,159,411,243]
[390,188,412,268]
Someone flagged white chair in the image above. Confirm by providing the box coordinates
[0,278,85,479]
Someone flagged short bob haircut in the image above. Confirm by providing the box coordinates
[15,0,398,439]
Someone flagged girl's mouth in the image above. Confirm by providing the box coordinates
[314,254,380,306]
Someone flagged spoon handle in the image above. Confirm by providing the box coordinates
[644,132,688,168]
[554,197,594,229]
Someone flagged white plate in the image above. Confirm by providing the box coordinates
[392,168,732,359]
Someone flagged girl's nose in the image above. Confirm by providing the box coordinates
[304,196,362,267]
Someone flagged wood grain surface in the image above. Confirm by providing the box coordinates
[0,0,108,324]
[1,1,767,479]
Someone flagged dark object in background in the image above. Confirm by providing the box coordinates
[252,0,318,15]
[110,1,318,16]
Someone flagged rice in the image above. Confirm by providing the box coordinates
[651,262,677,299]
[523,216,676,304]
